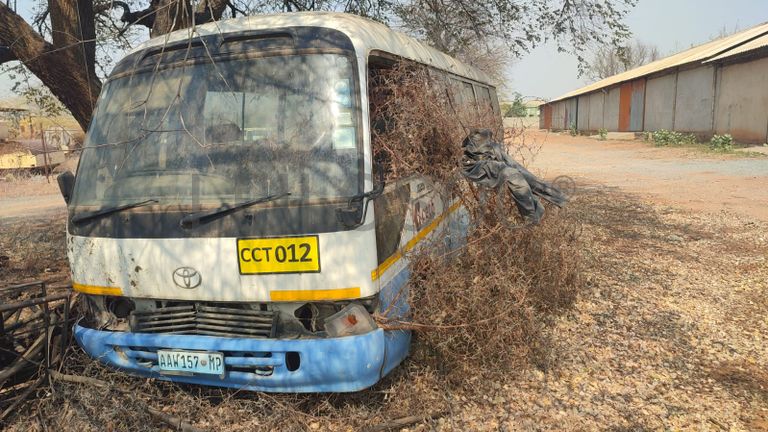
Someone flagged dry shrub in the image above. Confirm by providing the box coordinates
[371,62,583,382]
[369,62,501,185]
[404,208,582,382]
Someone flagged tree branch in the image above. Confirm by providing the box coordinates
[0,2,101,130]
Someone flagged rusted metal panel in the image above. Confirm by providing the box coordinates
[618,83,632,131]
[542,105,552,129]
[630,79,646,131]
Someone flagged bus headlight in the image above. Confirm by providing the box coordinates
[82,295,133,331]
[323,303,377,337]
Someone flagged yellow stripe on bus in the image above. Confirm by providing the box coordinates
[269,287,361,302]
[371,201,461,281]
[73,282,123,296]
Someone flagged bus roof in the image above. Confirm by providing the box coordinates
[128,12,494,86]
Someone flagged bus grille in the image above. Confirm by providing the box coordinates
[129,304,277,338]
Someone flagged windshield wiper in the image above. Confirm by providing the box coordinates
[71,199,158,224]
[180,192,291,229]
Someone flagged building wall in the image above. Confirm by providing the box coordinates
[674,66,716,132]
[552,101,566,130]
[604,87,621,131]
[644,73,676,131]
[577,96,590,130]
[714,56,768,143]
[545,52,768,141]
[565,98,577,129]
[587,92,604,130]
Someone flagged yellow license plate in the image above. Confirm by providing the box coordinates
[237,236,320,275]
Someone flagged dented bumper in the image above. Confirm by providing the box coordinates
[74,324,410,392]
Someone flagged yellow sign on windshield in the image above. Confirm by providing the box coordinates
[237,236,320,274]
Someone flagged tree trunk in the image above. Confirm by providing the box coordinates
[0,0,231,130]
[151,0,193,37]
[0,3,101,131]
[49,0,96,72]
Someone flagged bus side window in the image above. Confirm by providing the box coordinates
[368,55,413,265]
[475,85,494,115]
[448,78,478,123]
[462,81,477,113]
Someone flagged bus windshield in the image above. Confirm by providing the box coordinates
[72,53,361,207]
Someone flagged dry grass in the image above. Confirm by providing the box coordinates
[0,211,68,284]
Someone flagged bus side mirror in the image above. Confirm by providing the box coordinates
[336,167,386,229]
[57,171,75,204]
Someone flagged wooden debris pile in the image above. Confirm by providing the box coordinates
[0,280,73,424]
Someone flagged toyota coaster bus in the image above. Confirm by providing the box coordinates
[59,12,501,392]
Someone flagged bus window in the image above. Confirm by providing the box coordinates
[475,85,493,114]
[462,82,476,108]
[75,53,361,206]
[448,78,478,116]
[368,55,412,264]
[374,184,411,264]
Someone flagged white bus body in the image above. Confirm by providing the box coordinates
[64,12,500,392]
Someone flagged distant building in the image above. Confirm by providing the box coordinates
[540,22,768,143]
[523,99,545,117]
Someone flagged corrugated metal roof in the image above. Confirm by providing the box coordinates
[706,32,768,62]
[548,21,768,103]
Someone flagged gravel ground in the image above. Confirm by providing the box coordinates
[2,185,766,431]
[437,185,768,431]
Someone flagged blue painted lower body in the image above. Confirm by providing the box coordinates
[74,324,411,392]
[75,266,415,393]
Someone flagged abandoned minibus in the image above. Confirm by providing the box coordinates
[59,12,501,392]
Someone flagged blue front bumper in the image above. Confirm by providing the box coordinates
[74,324,410,392]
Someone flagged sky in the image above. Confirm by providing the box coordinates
[507,0,768,101]
[1,0,767,101]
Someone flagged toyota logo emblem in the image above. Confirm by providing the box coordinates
[172,267,202,289]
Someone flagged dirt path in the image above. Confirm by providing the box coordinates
[524,130,768,222]
[0,194,65,220]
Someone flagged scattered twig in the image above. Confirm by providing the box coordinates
[48,370,205,432]
[148,407,205,432]
[0,375,45,422]
[365,411,446,432]
[708,417,728,430]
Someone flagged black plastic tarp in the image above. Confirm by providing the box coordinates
[461,129,567,224]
